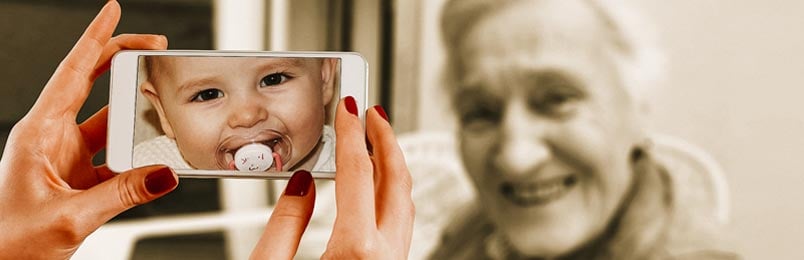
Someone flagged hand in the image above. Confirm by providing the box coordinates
[0,1,177,259]
[250,97,415,259]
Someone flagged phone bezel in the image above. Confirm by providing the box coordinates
[107,50,368,179]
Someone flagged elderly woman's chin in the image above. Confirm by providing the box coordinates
[501,218,599,258]
[489,190,605,258]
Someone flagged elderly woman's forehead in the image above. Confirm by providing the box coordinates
[459,0,619,53]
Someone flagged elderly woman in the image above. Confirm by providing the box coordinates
[429,0,738,259]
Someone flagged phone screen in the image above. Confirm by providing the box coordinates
[132,56,341,173]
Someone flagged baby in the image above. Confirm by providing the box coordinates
[134,56,338,172]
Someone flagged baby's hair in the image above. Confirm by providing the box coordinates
[141,56,159,86]
[440,0,664,103]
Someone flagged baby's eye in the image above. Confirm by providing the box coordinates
[192,88,224,102]
[260,73,291,87]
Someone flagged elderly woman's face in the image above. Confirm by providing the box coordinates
[454,0,643,257]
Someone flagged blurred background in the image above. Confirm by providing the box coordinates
[1,0,803,259]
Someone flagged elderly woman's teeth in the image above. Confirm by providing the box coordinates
[501,175,577,206]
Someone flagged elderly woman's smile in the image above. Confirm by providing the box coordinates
[500,173,579,207]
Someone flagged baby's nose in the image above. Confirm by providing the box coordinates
[227,100,268,128]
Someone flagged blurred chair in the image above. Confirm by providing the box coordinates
[397,131,476,260]
[650,134,731,225]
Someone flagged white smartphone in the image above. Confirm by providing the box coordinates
[107,50,368,179]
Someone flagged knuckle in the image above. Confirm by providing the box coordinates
[322,240,377,260]
[400,170,414,193]
[347,241,377,259]
[117,174,146,207]
[62,59,92,78]
[338,155,372,174]
[271,205,309,222]
[390,167,414,197]
[51,211,84,245]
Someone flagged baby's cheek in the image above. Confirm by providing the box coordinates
[178,131,221,169]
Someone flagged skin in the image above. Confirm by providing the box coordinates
[0,2,178,258]
[252,102,415,260]
[141,56,336,171]
[0,2,414,259]
[453,0,645,257]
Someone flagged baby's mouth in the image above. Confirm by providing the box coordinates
[499,174,578,207]
[215,130,293,172]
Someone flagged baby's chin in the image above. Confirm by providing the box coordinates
[186,157,219,170]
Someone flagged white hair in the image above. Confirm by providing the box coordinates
[440,0,666,102]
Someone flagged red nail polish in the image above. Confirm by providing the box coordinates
[345,96,358,116]
[145,167,177,194]
[285,170,313,196]
[373,105,389,122]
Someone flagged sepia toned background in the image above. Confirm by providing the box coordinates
[1,0,803,259]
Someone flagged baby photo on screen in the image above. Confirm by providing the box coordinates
[132,56,340,173]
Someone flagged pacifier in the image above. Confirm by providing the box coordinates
[216,129,292,172]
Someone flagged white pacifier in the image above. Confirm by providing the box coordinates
[233,143,274,171]
[216,129,292,172]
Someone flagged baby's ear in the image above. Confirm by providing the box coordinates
[320,58,337,106]
[140,81,176,139]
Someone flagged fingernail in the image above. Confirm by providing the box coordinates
[345,96,358,116]
[145,167,177,195]
[285,170,313,196]
[373,105,389,122]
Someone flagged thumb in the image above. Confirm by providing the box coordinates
[250,170,316,260]
[73,165,178,231]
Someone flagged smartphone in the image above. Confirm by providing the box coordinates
[107,50,368,179]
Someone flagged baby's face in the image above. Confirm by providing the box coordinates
[143,57,335,170]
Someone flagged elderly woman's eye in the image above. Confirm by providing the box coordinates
[260,73,291,87]
[192,88,224,102]
[531,90,581,117]
[459,106,501,130]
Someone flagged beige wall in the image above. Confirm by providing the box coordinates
[408,0,804,258]
[636,1,804,259]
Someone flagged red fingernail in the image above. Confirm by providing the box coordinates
[373,105,389,122]
[285,170,313,196]
[145,167,177,195]
[345,96,358,116]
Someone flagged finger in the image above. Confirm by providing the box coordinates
[250,171,316,260]
[70,165,177,236]
[77,33,168,155]
[79,106,109,155]
[91,33,168,81]
[94,165,118,183]
[31,0,120,118]
[333,96,376,230]
[365,105,415,251]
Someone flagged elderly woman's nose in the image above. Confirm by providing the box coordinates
[493,105,551,176]
[227,98,268,128]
